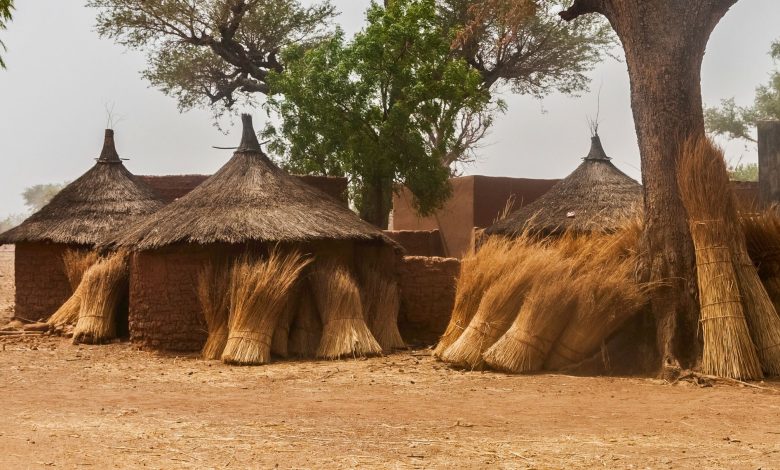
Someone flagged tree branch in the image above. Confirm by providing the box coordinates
[559,0,604,22]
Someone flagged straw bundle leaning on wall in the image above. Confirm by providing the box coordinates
[222,250,311,366]
[743,211,780,307]
[677,135,763,380]
[48,250,101,326]
[288,281,323,358]
[312,261,382,359]
[73,251,129,344]
[357,262,404,352]
[440,245,552,369]
[544,257,648,370]
[483,257,579,373]
[196,258,232,360]
[433,236,516,357]
[271,290,299,358]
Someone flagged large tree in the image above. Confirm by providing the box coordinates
[705,39,780,142]
[0,0,13,69]
[265,0,492,227]
[557,0,739,376]
[88,0,336,116]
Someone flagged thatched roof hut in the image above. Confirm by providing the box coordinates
[110,115,398,352]
[486,135,642,237]
[108,115,390,250]
[0,129,164,321]
[0,130,164,246]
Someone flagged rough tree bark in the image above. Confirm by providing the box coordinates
[561,0,739,376]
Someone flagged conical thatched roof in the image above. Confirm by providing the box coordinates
[106,115,393,251]
[486,135,643,237]
[0,130,164,246]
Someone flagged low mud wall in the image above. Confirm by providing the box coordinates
[14,242,71,322]
[397,256,460,345]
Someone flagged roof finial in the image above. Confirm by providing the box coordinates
[238,114,262,152]
[584,134,610,161]
[97,129,121,163]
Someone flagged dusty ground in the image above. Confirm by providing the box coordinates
[1,251,780,469]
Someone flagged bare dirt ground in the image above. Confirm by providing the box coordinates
[1,251,780,469]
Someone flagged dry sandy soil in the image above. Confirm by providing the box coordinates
[1,251,780,469]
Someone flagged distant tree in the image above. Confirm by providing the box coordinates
[0,213,23,233]
[88,0,336,118]
[0,0,13,69]
[728,162,759,182]
[22,183,66,212]
[265,0,492,227]
[705,39,780,142]
[443,0,615,96]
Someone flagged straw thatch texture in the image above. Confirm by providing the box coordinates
[677,136,763,380]
[272,289,299,358]
[289,281,323,358]
[486,135,642,237]
[0,130,163,246]
[48,249,100,327]
[196,258,232,360]
[483,258,578,373]
[73,251,129,344]
[105,115,395,251]
[221,250,311,366]
[357,261,405,352]
[440,246,552,369]
[312,261,382,359]
[433,236,515,357]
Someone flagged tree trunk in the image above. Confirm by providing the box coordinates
[358,176,392,229]
[562,0,738,376]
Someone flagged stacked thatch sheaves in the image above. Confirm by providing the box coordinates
[105,114,403,365]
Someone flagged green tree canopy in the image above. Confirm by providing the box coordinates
[0,0,14,69]
[265,0,493,227]
[705,39,780,142]
[88,0,336,117]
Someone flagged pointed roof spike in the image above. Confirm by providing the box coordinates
[237,114,262,152]
[584,134,610,161]
[97,129,122,163]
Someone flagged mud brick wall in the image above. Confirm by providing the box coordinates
[397,256,460,345]
[14,242,71,322]
[383,230,445,257]
[129,248,211,352]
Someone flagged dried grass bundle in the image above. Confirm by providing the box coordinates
[221,250,311,366]
[289,282,322,358]
[433,236,516,357]
[357,262,405,352]
[440,246,550,369]
[196,259,232,360]
[544,258,648,370]
[73,251,129,344]
[271,290,299,358]
[49,250,101,326]
[312,261,382,359]
[677,135,762,380]
[483,258,578,373]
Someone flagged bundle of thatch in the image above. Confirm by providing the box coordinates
[677,136,763,380]
[288,281,323,358]
[222,250,310,366]
[72,251,129,344]
[743,211,780,307]
[433,236,516,357]
[311,261,382,359]
[440,246,553,369]
[196,258,232,360]
[483,257,578,373]
[544,258,648,370]
[48,249,101,327]
[357,260,404,352]
[271,286,301,358]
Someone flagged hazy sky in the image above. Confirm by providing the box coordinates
[0,1,778,218]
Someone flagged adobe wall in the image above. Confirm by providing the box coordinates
[14,242,71,322]
[731,180,760,212]
[472,176,559,227]
[129,247,211,352]
[383,230,445,257]
[397,256,460,345]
